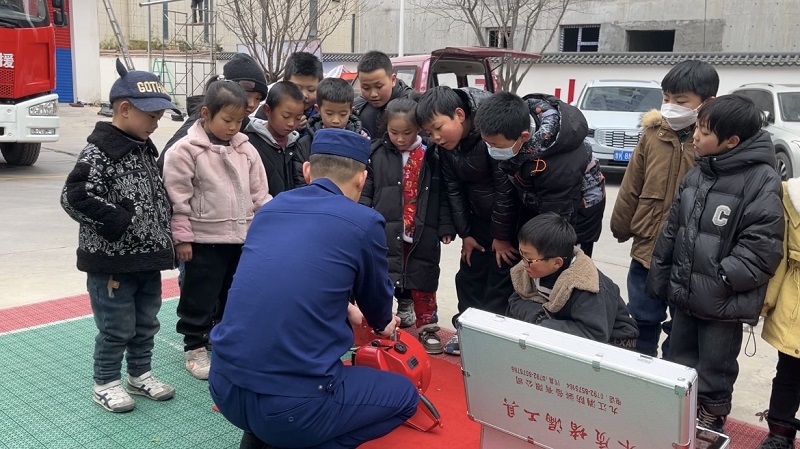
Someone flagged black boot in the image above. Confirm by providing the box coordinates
[757,419,796,449]
[239,431,282,449]
[697,404,727,434]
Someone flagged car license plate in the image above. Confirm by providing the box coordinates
[613,150,632,162]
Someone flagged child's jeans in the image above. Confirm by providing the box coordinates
[669,309,743,416]
[177,243,242,351]
[626,259,673,358]
[767,351,800,427]
[87,271,162,385]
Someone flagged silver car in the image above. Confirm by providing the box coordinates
[731,83,800,180]
[576,80,663,173]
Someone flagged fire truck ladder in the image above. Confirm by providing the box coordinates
[101,0,136,70]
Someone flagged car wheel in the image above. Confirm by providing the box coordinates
[776,151,793,181]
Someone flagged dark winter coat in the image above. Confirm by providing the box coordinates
[243,119,301,197]
[61,122,175,273]
[359,136,456,292]
[498,94,590,226]
[646,131,784,325]
[507,248,639,347]
[353,78,415,139]
[294,114,365,188]
[575,145,606,245]
[157,94,205,172]
[439,87,518,242]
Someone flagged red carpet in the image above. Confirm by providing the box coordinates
[361,356,481,449]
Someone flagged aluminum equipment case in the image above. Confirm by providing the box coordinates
[458,308,730,449]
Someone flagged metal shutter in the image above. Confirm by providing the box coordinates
[54,48,73,103]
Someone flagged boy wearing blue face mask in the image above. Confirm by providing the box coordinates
[610,59,719,360]
[475,92,591,231]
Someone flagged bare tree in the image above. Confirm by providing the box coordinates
[412,0,573,93]
[218,0,357,82]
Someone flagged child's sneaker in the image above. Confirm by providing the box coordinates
[126,371,175,401]
[418,325,443,354]
[444,334,460,356]
[185,347,211,380]
[93,380,135,413]
[397,299,415,328]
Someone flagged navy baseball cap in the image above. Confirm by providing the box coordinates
[311,128,370,166]
[109,59,180,114]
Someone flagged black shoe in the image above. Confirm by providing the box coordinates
[757,419,796,449]
[697,405,727,434]
[239,431,282,449]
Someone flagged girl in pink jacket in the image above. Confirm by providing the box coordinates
[164,79,271,380]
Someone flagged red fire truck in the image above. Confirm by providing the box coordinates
[0,0,67,166]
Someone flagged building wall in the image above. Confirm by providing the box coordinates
[515,64,800,104]
[356,0,800,54]
[356,0,480,54]
[96,0,357,54]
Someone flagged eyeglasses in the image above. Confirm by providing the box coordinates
[520,254,552,267]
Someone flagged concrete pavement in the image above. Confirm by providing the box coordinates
[0,106,776,428]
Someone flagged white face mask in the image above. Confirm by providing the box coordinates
[661,103,699,131]
[487,142,516,160]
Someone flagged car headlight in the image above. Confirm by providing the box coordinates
[29,100,58,116]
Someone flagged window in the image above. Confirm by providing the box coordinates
[580,87,663,113]
[627,30,675,51]
[394,68,416,89]
[737,89,776,119]
[778,93,800,122]
[487,28,510,49]
[560,25,599,52]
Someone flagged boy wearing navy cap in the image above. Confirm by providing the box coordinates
[61,60,180,413]
[210,128,418,449]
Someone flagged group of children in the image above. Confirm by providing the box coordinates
[60,50,799,449]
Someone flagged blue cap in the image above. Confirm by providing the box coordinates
[109,59,180,113]
[310,128,370,165]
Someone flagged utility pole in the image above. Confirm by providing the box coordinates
[398,0,405,56]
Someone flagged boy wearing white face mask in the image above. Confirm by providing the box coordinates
[611,59,719,360]
[475,92,591,237]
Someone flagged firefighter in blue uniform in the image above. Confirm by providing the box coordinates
[209,128,419,449]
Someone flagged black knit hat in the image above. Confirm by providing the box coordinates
[223,53,269,98]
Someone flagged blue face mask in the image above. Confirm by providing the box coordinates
[487,143,516,161]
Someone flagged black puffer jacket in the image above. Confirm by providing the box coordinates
[294,114,364,188]
[359,136,456,292]
[440,87,518,241]
[243,119,300,197]
[575,145,606,245]
[157,94,205,172]
[498,94,589,225]
[646,131,784,324]
[353,78,415,139]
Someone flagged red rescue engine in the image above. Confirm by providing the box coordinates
[0,0,67,166]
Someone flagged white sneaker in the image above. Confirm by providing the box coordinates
[185,347,211,380]
[126,371,175,401]
[93,380,135,413]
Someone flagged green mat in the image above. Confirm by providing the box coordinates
[0,299,242,449]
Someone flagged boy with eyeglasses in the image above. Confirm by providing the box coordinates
[507,213,639,349]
